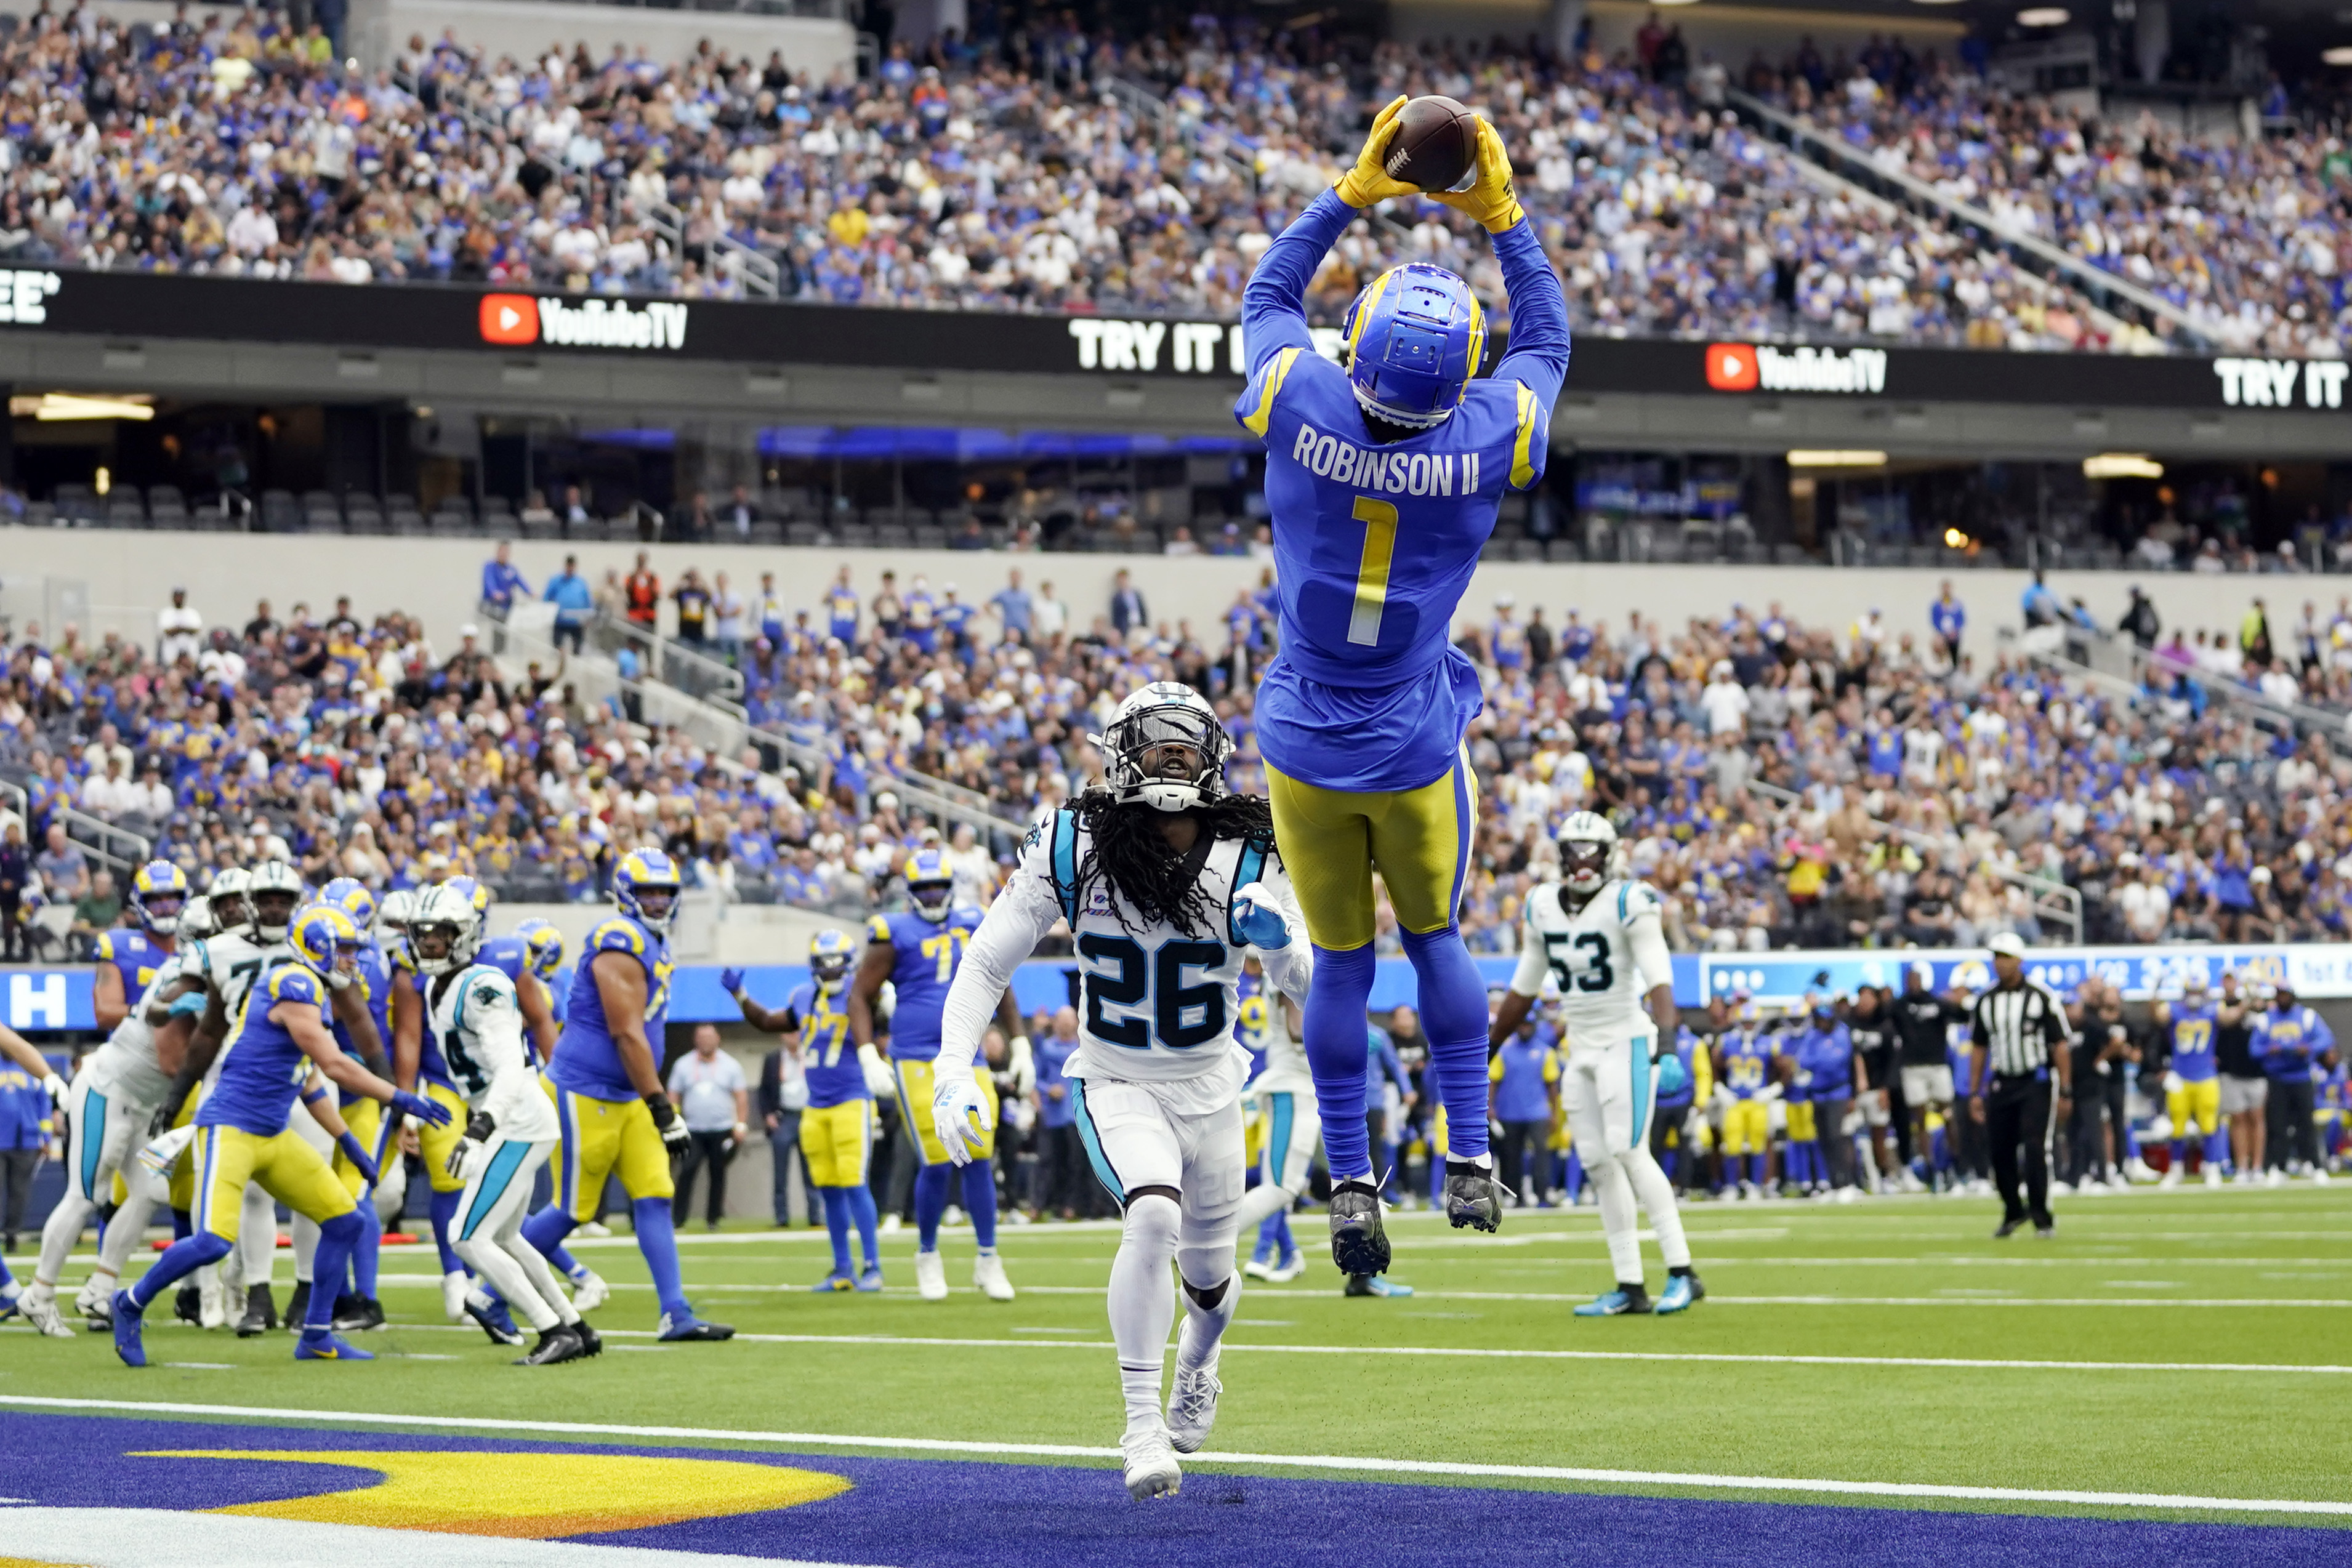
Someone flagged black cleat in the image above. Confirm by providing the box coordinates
[281,1281,307,1333]
[2033,1218,2057,1239]
[1443,1160,1506,1234]
[174,1284,203,1325]
[1327,1180,1391,1277]
[235,1284,278,1338]
[332,1295,385,1333]
[571,1322,602,1357]
[1993,1216,2028,1239]
[515,1325,587,1366]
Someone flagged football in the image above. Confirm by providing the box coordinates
[1383,94,1480,193]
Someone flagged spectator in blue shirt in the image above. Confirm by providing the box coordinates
[1930,579,1965,662]
[1490,1017,1560,1207]
[481,541,531,620]
[2255,983,2337,1179]
[1032,1008,1095,1219]
[991,569,1033,641]
[2021,571,2061,630]
[0,1055,53,1250]
[1366,1023,1414,1199]
[543,554,593,653]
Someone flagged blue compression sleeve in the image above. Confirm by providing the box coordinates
[821,1187,852,1276]
[128,1231,230,1309]
[351,1203,380,1299]
[521,1204,576,1260]
[1302,943,1377,1181]
[630,1196,690,1319]
[429,1187,464,1275]
[305,1210,362,1333]
[961,1159,998,1251]
[913,1163,952,1252]
[1401,925,1492,1162]
[847,1185,880,1271]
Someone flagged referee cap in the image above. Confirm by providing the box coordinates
[1986,932,2027,959]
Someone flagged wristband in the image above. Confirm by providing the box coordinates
[302,1085,329,1106]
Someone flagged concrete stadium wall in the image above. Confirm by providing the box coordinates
[0,526,2306,667]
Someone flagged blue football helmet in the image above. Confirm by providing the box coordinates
[1341,262,1485,429]
[446,874,494,919]
[513,916,565,983]
[131,859,190,935]
[614,847,682,932]
[319,876,377,932]
[288,903,363,984]
[810,928,853,992]
[903,850,955,923]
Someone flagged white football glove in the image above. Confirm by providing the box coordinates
[1007,1034,1036,1098]
[858,1043,898,1100]
[137,1124,198,1180]
[373,1155,409,1224]
[41,1072,67,1106]
[2162,1070,2185,1094]
[931,1074,990,1167]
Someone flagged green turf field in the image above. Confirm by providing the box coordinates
[7,1184,2350,1522]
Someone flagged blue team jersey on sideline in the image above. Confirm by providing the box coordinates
[328,947,388,1106]
[552,914,673,1101]
[95,929,172,1007]
[2256,1005,2334,1084]
[2169,1002,2218,1082]
[868,907,984,1064]
[1236,188,1570,794]
[1795,1023,1853,1097]
[1718,1031,1778,1100]
[198,965,326,1136]
[785,981,866,1109]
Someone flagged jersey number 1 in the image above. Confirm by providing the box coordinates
[1347,497,1397,646]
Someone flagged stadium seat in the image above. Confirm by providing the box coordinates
[784,523,820,547]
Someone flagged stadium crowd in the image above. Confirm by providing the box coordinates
[0,2,2249,351]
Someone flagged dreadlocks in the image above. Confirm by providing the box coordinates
[1069,788,1277,939]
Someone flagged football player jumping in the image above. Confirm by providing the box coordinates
[1234,97,1570,1274]
[1489,814,1703,1316]
[932,683,1311,1501]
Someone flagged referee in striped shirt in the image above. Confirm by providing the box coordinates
[1966,933,2074,1237]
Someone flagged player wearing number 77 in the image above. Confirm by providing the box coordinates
[1488,814,1703,1316]
[932,683,1311,1502]
[1235,97,1569,1273]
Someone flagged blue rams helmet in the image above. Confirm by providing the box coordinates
[903,848,954,922]
[1340,262,1485,430]
[513,916,565,983]
[288,903,363,984]
[445,874,494,919]
[810,928,854,992]
[131,859,190,935]
[613,847,682,932]
[319,876,377,932]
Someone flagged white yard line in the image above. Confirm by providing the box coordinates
[4,1394,2347,1518]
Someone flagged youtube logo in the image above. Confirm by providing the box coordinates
[1704,342,1759,392]
[479,294,539,347]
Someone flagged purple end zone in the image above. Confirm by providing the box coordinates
[2,1413,2342,1568]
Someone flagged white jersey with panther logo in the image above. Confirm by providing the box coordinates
[1508,878,1673,1051]
[423,961,557,1141]
[82,949,197,1106]
[1251,986,1313,1096]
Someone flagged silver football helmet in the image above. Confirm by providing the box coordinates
[1091,682,1233,813]
[1557,811,1617,896]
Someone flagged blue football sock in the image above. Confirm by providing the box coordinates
[847,1186,880,1270]
[820,1188,853,1276]
[351,1204,380,1300]
[1399,924,1491,1163]
[129,1231,230,1311]
[307,1212,361,1333]
[171,1207,192,1242]
[961,1159,999,1250]
[548,1244,586,1281]
[913,1163,952,1252]
[429,1188,464,1276]
[1302,941,1377,1180]
[1271,1211,1294,1259]
[630,1196,690,1320]
[2204,1130,2230,1168]
[1749,1153,1768,1188]
[1254,1210,1284,1261]
[521,1204,576,1260]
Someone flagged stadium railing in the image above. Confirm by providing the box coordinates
[0,774,153,882]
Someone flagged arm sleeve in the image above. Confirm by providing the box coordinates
[1239,190,1352,372]
[1626,905,1674,997]
[1251,865,1315,1008]
[1508,904,1550,998]
[1488,216,1571,409]
[935,862,1062,1096]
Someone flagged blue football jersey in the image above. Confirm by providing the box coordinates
[784,981,865,1109]
[1236,188,1570,793]
[95,928,172,1007]
[868,906,984,1064]
[551,914,673,1101]
[328,946,389,1106]
[198,965,326,1136]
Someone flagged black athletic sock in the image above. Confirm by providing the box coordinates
[1669,1265,1694,1279]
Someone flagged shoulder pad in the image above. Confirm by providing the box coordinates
[95,931,119,960]
[952,904,985,928]
[590,919,646,955]
[269,967,323,1005]
[867,914,896,944]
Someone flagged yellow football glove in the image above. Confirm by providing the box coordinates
[1433,116,1526,233]
[1334,94,1417,209]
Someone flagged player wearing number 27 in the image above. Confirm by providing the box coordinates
[1235,97,1569,1272]
[1488,814,1702,1316]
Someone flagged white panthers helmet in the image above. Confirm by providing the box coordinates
[180,888,217,941]
[245,861,305,944]
[408,883,483,977]
[204,866,252,935]
[1557,811,1617,896]
[1090,681,1233,813]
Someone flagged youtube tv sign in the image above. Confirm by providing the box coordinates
[477,292,690,352]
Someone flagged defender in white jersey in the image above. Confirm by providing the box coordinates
[1489,813,1703,1316]
[1236,968,1317,1282]
[934,685,1311,1503]
[408,885,592,1365]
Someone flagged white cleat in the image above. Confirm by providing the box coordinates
[198,1271,228,1330]
[1121,1425,1182,1500]
[2314,1168,2333,1184]
[1241,1256,1274,1282]
[2266,1168,2289,1189]
[2159,1168,2182,1189]
[914,1250,948,1301]
[569,1269,611,1313]
[1265,1253,1306,1283]
[2127,1159,2157,1184]
[74,1278,107,1319]
[2203,1167,2223,1188]
[1834,1185,1859,1205]
[22,1290,73,1337]
[973,1252,1015,1302]
[2107,1172,2130,1191]
[1166,1365,1222,1454]
[442,1269,471,1322]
